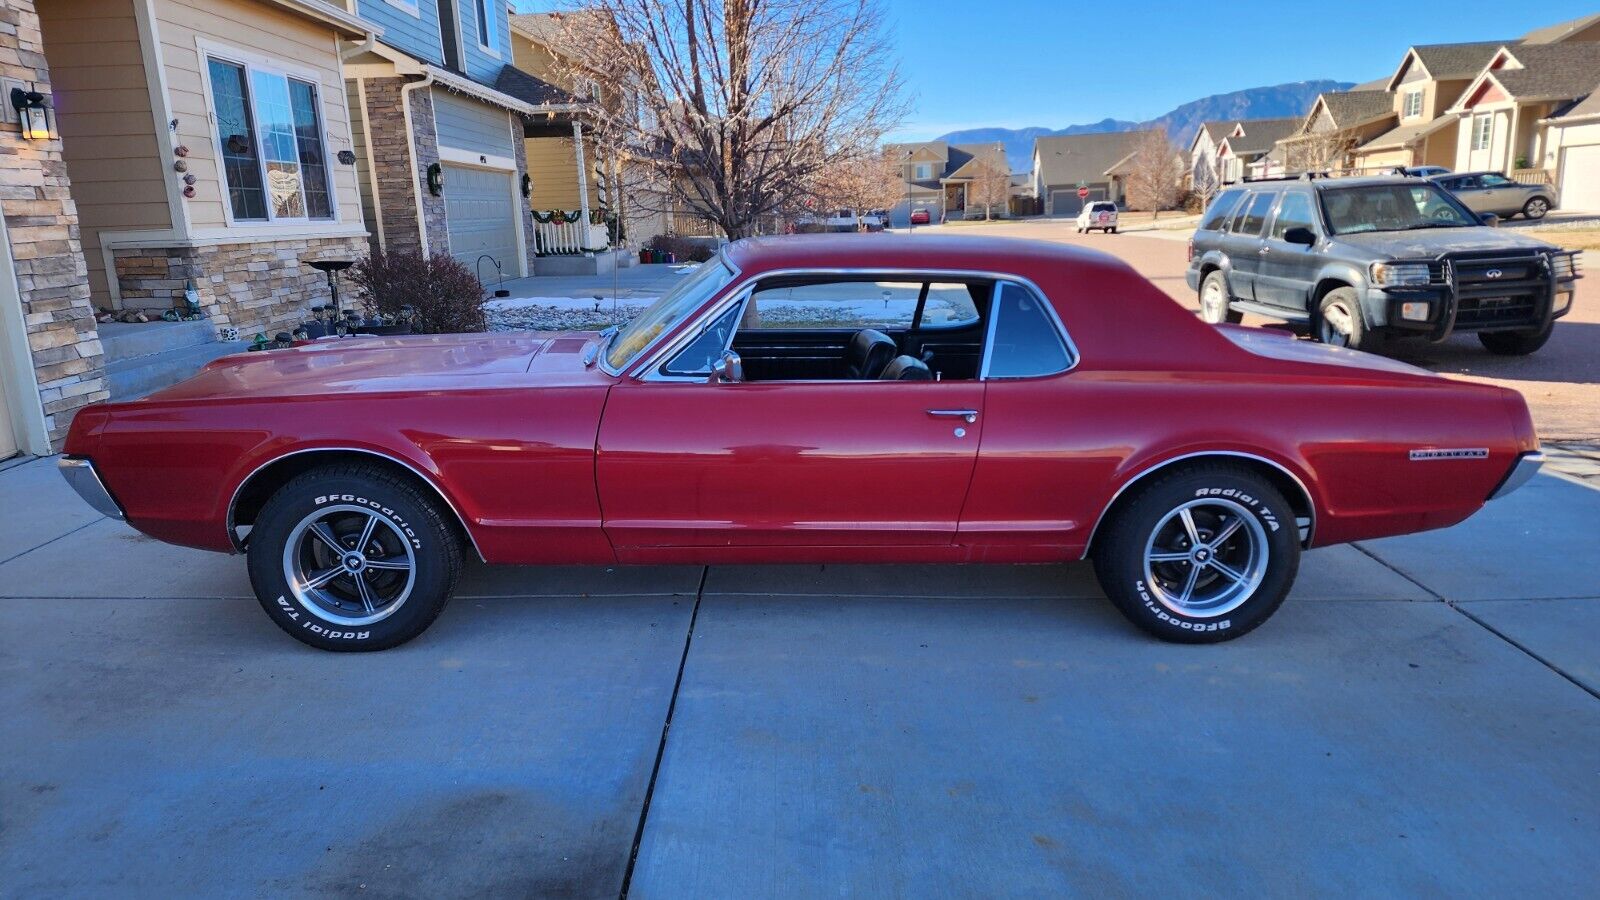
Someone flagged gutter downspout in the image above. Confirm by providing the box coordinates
[400,72,437,253]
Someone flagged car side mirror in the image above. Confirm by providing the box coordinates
[709,350,744,384]
[1479,212,1499,228]
[1283,226,1317,246]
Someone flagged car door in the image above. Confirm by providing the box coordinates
[1254,189,1320,310]
[1475,173,1521,214]
[1221,190,1276,301]
[1444,175,1489,213]
[594,275,987,554]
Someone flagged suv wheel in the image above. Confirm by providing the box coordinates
[1478,323,1552,355]
[1199,270,1243,325]
[1521,196,1550,220]
[1316,287,1383,353]
[1092,463,1301,643]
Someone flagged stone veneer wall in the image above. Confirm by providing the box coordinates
[512,125,538,275]
[0,0,108,447]
[361,77,448,258]
[111,235,370,336]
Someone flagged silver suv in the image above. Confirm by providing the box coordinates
[1429,171,1554,220]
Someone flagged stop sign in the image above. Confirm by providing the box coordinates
[1077,187,1089,199]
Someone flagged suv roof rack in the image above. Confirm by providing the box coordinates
[1241,171,1331,184]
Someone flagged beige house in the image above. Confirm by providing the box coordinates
[508,11,671,258]
[1031,131,1157,217]
[39,0,371,334]
[1541,91,1600,211]
[1349,42,1506,172]
[1446,42,1600,187]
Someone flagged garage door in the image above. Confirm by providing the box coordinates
[443,164,518,278]
[1559,145,1600,212]
[1050,190,1082,217]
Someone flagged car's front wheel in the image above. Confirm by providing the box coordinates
[1198,270,1243,324]
[247,463,463,651]
[1521,196,1550,220]
[1092,463,1300,643]
[1316,287,1383,353]
[1478,323,1553,355]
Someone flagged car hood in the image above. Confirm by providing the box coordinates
[148,331,606,401]
[1336,226,1557,259]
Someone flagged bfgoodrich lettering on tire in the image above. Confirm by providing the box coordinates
[247,463,463,651]
[1091,463,1300,643]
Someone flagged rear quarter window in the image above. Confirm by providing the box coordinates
[1199,191,1244,230]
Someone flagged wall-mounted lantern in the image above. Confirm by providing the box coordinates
[521,173,532,198]
[10,87,49,141]
[426,162,444,196]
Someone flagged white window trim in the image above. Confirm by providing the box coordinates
[1471,113,1493,151]
[195,37,341,228]
[375,0,421,17]
[471,0,501,57]
[1403,90,1423,118]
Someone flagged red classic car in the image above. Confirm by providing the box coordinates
[60,235,1542,651]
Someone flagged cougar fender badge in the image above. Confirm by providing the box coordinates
[1409,448,1489,461]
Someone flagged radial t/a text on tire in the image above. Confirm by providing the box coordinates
[1091,463,1301,643]
[246,463,463,651]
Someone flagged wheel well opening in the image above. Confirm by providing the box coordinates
[1312,278,1350,305]
[229,450,477,557]
[1089,455,1316,555]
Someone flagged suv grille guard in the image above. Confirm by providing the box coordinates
[1426,249,1557,340]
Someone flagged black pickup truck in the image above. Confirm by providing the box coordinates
[1186,174,1580,355]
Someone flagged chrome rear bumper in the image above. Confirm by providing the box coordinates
[58,457,124,519]
[1489,451,1543,501]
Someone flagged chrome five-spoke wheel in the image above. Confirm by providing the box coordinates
[282,504,417,626]
[1142,498,1268,618]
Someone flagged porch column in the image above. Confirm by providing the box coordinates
[572,120,592,252]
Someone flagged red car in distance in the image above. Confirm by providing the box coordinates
[909,207,931,226]
[60,235,1542,651]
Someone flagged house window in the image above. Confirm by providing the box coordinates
[206,57,334,222]
[474,0,498,51]
[914,163,933,180]
[1471,113,1492,151]
[1403,90,1423,118]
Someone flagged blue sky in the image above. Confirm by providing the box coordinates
[512,2,1598,140]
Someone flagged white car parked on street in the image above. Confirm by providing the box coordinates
[1077,201,1118,234]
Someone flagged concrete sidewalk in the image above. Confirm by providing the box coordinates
[1,455,1596,896]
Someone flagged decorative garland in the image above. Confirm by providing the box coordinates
[531,209,583,224]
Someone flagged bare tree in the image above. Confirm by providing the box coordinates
[547,0,909,241]
[969,161,1011,221]
[812,149,903,229]
[1125,130,1182,219]
[1277,126,1362,174]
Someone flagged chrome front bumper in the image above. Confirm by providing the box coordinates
[1489,451,1544,501]
[58,457,125,519]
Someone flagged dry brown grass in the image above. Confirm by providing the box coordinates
[1537,230,1600,252]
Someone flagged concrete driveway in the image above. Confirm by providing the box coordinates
[2,454,1597,897]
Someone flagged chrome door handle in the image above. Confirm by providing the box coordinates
[927,408,978,423]
[1258,246,1270,254]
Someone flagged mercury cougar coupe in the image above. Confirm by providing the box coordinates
[60,235,1543,651]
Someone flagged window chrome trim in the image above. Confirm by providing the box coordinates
[225,446,488,563]
[627,266,1080,383]
[598,251,741,378]
[1080,450,1318,558]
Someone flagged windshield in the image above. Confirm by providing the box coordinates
[1321,183,1476,234]
[605,258,736,370]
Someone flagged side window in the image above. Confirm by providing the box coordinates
[663,299,744,376]
[1453,175,1481,190]
[1269,192,1315,240]
[1234,192,1275,236]
[919,283,980,328]
[1200,191,1243,230]
[1480,174,1513,188]
[740,280,979,331]
[985,282,1073,379]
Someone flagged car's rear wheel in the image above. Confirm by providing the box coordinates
[1478,323,1553,355]
[1521,196,1549,220]
[1092,464,1300,643]
[1316,287,1383,353]
[1199,270,1243,324]
[247,463,463,651]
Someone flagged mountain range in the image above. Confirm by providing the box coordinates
[938,80,1355,171]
